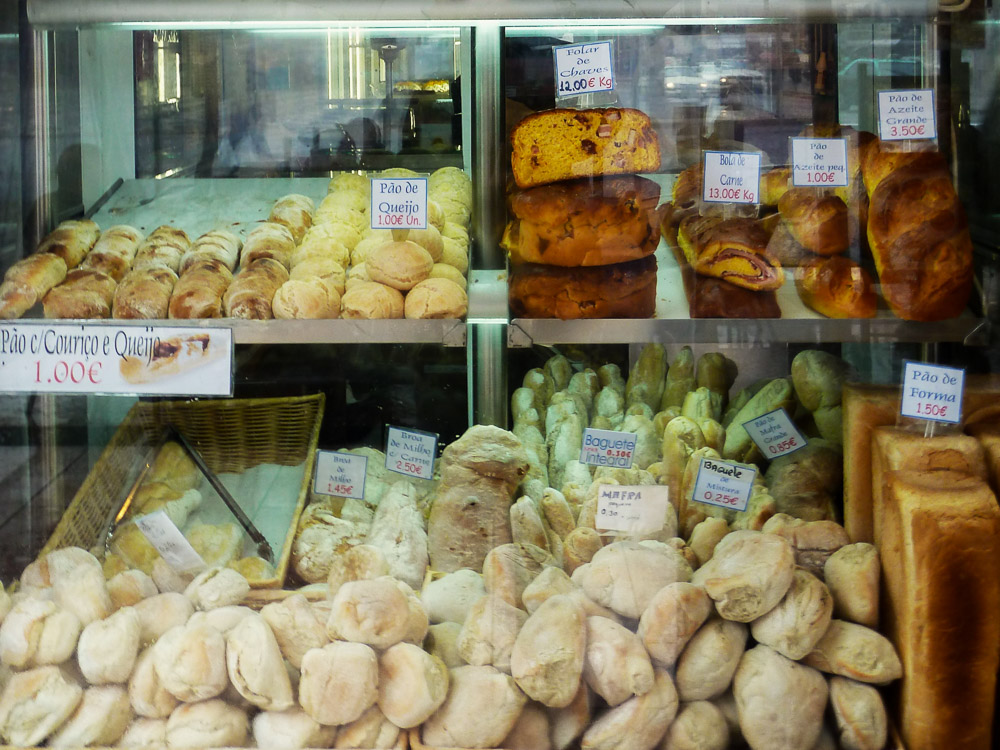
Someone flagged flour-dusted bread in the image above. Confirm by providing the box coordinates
[458,593,528,673]
[259,593,329,669]
[483,542,557,609]
[377,641,449,728]
[802,619,902,685]
[574,541,692,619]
[48,684,132,748]
[522,566,620,621]
[637,582,712,669]
[691,530,795,622]
[365,480,428,590]
[120,716,167,747]
[421,665,527,748]
[675,618,748,702]
[128,646,178,719]
[0,666,83,745]
[583,616,654,706]
[152,622,228,702]
[133,592,194,646]
[0,598,78,668]
[327,544,391,595]
[327,576,412,649]
[298,641,378,726]
[334,704,400,749]
[421,568,486,625]
[252,707,337,750]
[580,668,678,750]
[749,569,834,661]
[823,542,880,628]
[184,566,251,611]
[510,594,587,708]
[733,645,828,750]
[501,702,552,750]
[549,680,592,750]
[77,606,141,684]
[661,700,730,750]
[828,676,888,750]
[226,613,295,711]
[107,569,158,610]
[165,698,248,748]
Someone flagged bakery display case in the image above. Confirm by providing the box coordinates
[1,0,999,749]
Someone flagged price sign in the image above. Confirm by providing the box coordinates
[702,151,762,204]
[314,450,367,500]
[878,89,937,141]
[692,457,756,513]
[580,427,636,469]
[134,511,206,574]
[0,323,232,396]
[385,425,438,480]
[596,484,670,535]
[554,41,614,98]
[791,138,849,188]
[370,178,427,230]
[743,408,807,459]
[900,361,964,424]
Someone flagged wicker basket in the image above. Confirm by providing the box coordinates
[39,394,325,589]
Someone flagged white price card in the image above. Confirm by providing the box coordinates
[580,427,636,469]
[385,425,438,480]
[900,361,964,424]
[554,40,615,98]
[702,151,762,204]
[314,450,367,500]
[0,324,232,396]
[692,456,756,513]
[743,408,807,460]
[370,178,427,231]
[596,484,670,535]
[877,89,937,141]
[134,511,206,574]
[791,137,849,188]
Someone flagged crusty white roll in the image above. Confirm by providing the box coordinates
[823,542,880,628]
[801,619,902,685]
[421,568,486,625]
[165,698,248,748]
[48,684,132,748]
[327,576,412,649]
[225,614,295,711]
[183,566,250,611]
[638,583,713,672]
[327,543,391,595]
[187,605,255,636]
[252,707,338,750]
[128,646,179,719]
[0,665,82,746]
[583,616,654,707]
[749,569,833,661]
[458,593,527,673]
[579,668,679,750]
[298,641,378,726]
[421,664,527,748]
[152,622,228,702]
[334,704,400,749]
[77,606,141,684]
[828,676,888,750]
[661,700,730,750]
[377,641,449,728]
[675,618,748,702]
[0,598,75,668]
[133,592,194,646]
[120,716,167,747]
[260,593,329,670]
[575,541,692,619]
[511,594,587,708]
[107,569,159,610]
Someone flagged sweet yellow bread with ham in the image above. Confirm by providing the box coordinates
[678,215,784,291]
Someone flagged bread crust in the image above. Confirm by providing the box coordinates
[794,255,876,318]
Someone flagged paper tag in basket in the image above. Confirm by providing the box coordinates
[314,450,367,500]
[385,425,437,480]
[596,485,669,535]
[900,361,964,424]
[134,511,206,574]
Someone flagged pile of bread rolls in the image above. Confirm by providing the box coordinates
[0,167,472,322]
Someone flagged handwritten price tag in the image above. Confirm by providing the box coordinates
[878,89,936,141]
[900,361,964,424]
[385,425,438,480]
[702,151,761,204]
[692,457,756,513]
[371,178,427,230]
[314,450,367,500]
[743,408,807,460]
[0,323,232,396]
[134,511,206,574]
[791,138,849,188]
[596,485,669,535]
[554,41,614,98]
[580,428,636,469]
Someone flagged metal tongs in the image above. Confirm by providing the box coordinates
[103,426,274,564]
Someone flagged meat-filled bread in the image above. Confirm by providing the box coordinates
[795,255,876,318]
[113,266,178,319]
[41,268,117,319]
[503,176,662,267]
[240,221,296,269]
[270,194,314,243]
[178,230,242,274]
[222,258,289,319]
[36,218,101,268]
[132,225,191,272]
[677,215,783,291]
[0,253,68,319]
[863,145,972,320]
[79,225,144,281]
[168,259,233,318]
[118,332,221,384]
[511,107,661,188]
[509,255,656,319]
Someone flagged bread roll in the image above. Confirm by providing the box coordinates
[269,194,314,243]
[457,593,528,672]
[179,229,241,274]
[36,218,101,268]
[223,614,294,710]
[377,641,449,728]
[583,616,654,706]
[661,700,729,750]
[120,717,167,747]
[327,543,390,594]
[152,622,228,702]
[113,265,178,319]
[327,576,412,649]
[334,704,400,749]
[272,278,340,319]
[132,225,190,272]
[502,702,552,750]
[0,598,68,668]
[184,523,244,569]
[260,593,328,669]
[824,542,880,628]
[80,224,143,280]
[802,619,902,684]
[314,199,366,231]
[749,569,833,660]
[365,480,428,590]
[329,171,370,195]
[638,582,713,669]
[421,568,485,625]
[340,280,404,319]
[168,258,233,318]
[241,221,295,268]
[128,646,179,718]
[510,594,587,708]
[298,641,378,725]
[222,257,289,319]
[483,542,557,609]
[795,255,876,318]
[165,698,248,748]
[252,707,337,750]
[579,668,678,750]
[366,240,433,291]
[0,665,82,746]
[828,676,888,750]
[183,566,250,611]
[421,665,527,748]
[42,268,117,318]
[133,592,194,646]
[77,606,141,684]
[675,618,747,702]
[48,684,132,748]
[778,189,852,256]
[0,253,68,319]
[404,277,468,319]
[298,222,357,257]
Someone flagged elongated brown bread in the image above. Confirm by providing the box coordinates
[168,259,233,319]
[80,225,144,281]
[223,258,289,320]
[42,269,117,319]
[0,254,68,319]
[36,219,101,268]
[241,222,296,269]
[179,230,242,274]
[113,266,178,319]
[132,225,190,272]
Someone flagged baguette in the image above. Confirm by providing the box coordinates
[0,254,68,319]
